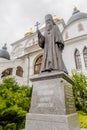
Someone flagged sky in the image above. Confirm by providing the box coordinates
[0,0,87,51]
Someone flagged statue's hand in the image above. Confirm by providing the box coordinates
[57,42,64,50]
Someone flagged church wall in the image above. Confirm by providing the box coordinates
[24,50,43,86]
[29,50,43,75]
[0,58,27,86]
[63,37,87,75]
[57,22,64,32]
[21,56,30,86]
[11,33,38,60]
[11,42,25,59]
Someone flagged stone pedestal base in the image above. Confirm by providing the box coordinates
[25,72,80,130]
[26,113,80,130]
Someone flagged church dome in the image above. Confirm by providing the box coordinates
[25,28,34,37]
[67,7,87,25]
[53,16,60,22]
[0,44,10,60]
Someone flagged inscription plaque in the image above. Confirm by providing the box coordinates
[36,84,54,109]
[64,85,76,114]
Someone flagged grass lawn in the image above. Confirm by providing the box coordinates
[78,111,87,128]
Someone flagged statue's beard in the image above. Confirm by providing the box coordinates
[46,24,53,32]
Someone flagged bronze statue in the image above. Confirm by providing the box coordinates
[37,14,68,73]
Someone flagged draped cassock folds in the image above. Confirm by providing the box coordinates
[38,24,67,73]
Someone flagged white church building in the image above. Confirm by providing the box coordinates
[0,7,87,86]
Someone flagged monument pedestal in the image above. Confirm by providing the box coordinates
[26,113,80,130]
[25,72,80,130]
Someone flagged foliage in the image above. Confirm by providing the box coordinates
[4,123,16,130]
[72,71,87,113]
[78,111,87,128]
[0,77,32,130]
[0,126,3,130]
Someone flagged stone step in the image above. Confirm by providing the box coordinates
[81,129,87,130]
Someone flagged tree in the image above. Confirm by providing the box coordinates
[0,77,32,130]
[72,71,87,112]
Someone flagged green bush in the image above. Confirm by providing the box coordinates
[72,71,87,113]
[0,77,32,130]
[0,126,3,130]
[4,123,16,130]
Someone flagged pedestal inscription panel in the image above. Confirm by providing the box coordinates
[64,85,76,114]
[30,78,65,114]
[29,72,76,115]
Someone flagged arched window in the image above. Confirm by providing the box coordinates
[74,49,82,70]
[34,55,43,74]
[1,68,13,78]
[83,47,87,68]
[16,66,23,77]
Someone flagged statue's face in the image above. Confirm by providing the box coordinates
[45,17,53,30]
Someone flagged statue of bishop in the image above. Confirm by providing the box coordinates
[37,14,68,74]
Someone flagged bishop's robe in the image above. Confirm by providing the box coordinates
[38,24,67,73]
